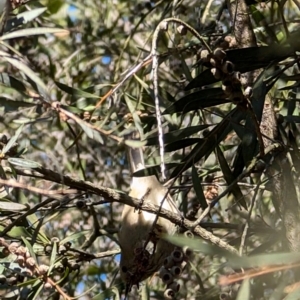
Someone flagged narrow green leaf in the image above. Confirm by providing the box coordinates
[0,28,69,41]
[229,252,300,269]
[77,120,104,144]
[146,125,211,146]
[0,98,35,112]
[124,139,147,148]
[2,123,24,155]
[60,230,90,245]
[31,281,44,300]
[164,88,227,114]
[124,93,144,134]
[216,146,247,209]
[284,287,300,300]
[165,138,202,152]
[55,81,100,99]
[0,55,49,100]
[0,201,26,211]
[165,235,237,258]
[14,7,47,24]
[0,73,27,92]
[0,164,10,198]
[48,242,57,275]
[192,164,207,209]
[92,286,120,300]
[236,279,250,300]
[21,236,37,263]
[0,224,31,239]
[8,158,42,169]
[284,115,300,123]
[185,69,218,90]
[134,163,178,178]
[249,5,265,23]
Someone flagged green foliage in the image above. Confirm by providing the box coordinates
[0,0,299,299]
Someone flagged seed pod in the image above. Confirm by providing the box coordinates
[15,246,27,256]
[214,48,227,60]
[230,91,244,104]
[51,237,60,244]
[8,242,19,254]
[199,49,211,65]
[59,245,67,255]
[164,288,176,299]
[211,68,222,80]
[161,270,173,285]
[184,230,194,239]
[38,264,49,275]
[219,40,229,50]
[168,281,180,293]
[0,274,6,284]
[224,36,233,43]
[224,35,237,48]
[222,84,233,96]
[200,49,209,60]
[61,257,69,266]
[25,251,31,259]
[75,199,86,209]
[6,276,18,285]
[159,266,169,279]
[0,237,7,247]
[220,293,231,300]
[177,25,187,36]
[26,257,36,268]
[22,269,33,277]
[183,246,193,258]
[44,244,52,255]
[171,249,184,263]
[240,74,248,86]
[44,282,52,290]
[209,57,217,67]
[170,265,182,278]
[1,247,10,257]
[221,61,234,74]
[16,255,25,267]
[64,242,71,250]
[164,256,175,268]
[69,261,80,271]
[56,264,65,273]
[232,72,241,84]
[222,75,232,87]
[244,86,253,98]
[160,21,168,31]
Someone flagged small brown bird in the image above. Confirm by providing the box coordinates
[118,138,178,289]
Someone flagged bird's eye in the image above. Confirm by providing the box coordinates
[122,266,128,273]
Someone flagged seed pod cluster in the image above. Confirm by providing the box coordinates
[0,239,38,285]
[199,47,251,105]
[44,238,72,256]
[159,232,194,299]
[206,24,229,50]
[0,236,75,289]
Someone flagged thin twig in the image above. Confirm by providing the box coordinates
[239,177,263,255]
[151,17,210,180]
[51,102,123,143]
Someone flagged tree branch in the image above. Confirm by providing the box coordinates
[4,166,239,255]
